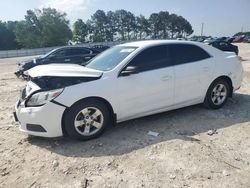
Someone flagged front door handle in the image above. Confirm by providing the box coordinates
[64,59,71,62]
[84,56,91,60]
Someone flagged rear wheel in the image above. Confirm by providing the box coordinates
[204,79,230,109]
[64,99,111,140]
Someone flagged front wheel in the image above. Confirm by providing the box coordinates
[64,99,111,140]
[204,79,230,109]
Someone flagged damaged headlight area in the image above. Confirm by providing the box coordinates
[26,89,63,107]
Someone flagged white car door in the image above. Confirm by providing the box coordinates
[114,45,174,121]
[170,44,214,105]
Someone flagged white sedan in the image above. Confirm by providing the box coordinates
[14,40,243,140]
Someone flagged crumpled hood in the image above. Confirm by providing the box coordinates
[27,64,103,78]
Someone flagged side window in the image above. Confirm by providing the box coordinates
[128,45,172,72]
[170,44,211,65]
[65,49,91,56]
[80,49,91,55]
[53,50,66,58]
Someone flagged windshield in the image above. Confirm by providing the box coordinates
[86,46,137,71]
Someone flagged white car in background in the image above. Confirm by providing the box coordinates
[14,40,243,140]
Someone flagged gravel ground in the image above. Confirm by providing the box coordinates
[0,44,250,188]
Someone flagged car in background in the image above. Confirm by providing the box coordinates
[243,36,250,43]
[233,36,245,43]
[91,45,110,52]
[14,40,243,140]
[15,46,102,79]
[208,41,239,55]
[226,37,235,43]
[203,37,216,44]
[215,37,229,42]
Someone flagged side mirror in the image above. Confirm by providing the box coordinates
[120,66,138,76]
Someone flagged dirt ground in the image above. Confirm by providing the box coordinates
[0,44,250,188]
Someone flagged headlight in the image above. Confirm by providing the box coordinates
[26,89,63,107]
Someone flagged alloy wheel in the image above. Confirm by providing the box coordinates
[74,107,104,136]
[211,84,227,105]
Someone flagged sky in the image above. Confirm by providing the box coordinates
[1,0,250,37]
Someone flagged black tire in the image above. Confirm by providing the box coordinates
[204,79,230,109]
[64,99,111,140]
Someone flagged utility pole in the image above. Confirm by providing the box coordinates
[201,23,204,36]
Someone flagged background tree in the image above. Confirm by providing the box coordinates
[234,31,250,37]
[15,8,72,48]
[15,10,42,48]
[115,9,128,40]
[0,21,20,50]
[149,13,161,39]
[168,14,179,38]
[90,10,108,42]
[39,8,72,47]
[158,11,170,39]
[1,8,194,49]
[124,11,136,40]
[136,15,150,39]
[73,19,88,43]
[106,11,118,41]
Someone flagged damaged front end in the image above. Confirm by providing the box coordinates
[18,64,104,105]
[31,76,100,90]
[15,69,29,80]
[15,60,38,80]
[17,75,101,110]
[14,63,104,137]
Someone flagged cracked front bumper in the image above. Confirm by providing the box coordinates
[14,100,66,138]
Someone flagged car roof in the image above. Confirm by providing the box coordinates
[55,46,91,50]
[118,40,203,48]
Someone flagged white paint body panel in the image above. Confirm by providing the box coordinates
[15,40,243,137]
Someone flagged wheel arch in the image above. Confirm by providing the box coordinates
[209,75,233,97]
[61,96,116,136]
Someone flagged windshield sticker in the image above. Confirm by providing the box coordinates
[120,48,135,53]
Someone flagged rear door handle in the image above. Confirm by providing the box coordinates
[203,67,209,72]
[161,75,172,81]
[64,59,71,62]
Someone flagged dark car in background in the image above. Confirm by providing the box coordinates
[15,46,104,78]
[208,40,239,55]
[233,36,245,43]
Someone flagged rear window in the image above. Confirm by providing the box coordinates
[169,44,211,65]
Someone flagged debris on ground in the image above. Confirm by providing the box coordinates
[81,178,89,188]
[147,131,159,137]
[222,170,230,176]
[234,157,241,161]
[52,160,59,168]
[169,174,176,179]
[207,129,218,136]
